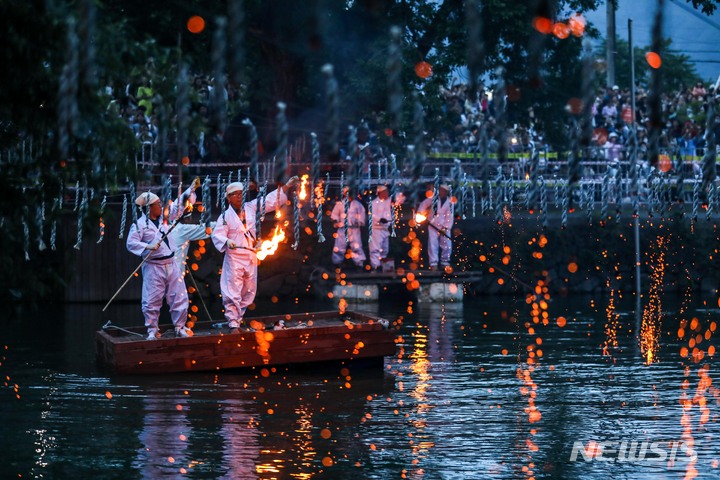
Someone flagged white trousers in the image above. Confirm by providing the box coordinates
[428,228,452,267]
[220,253,258,323]
[332,227,366,266]
[369,227,390,268]
[141,261,188,332]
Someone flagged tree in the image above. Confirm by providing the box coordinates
[599,37,700,92]
[3,0,719,302]
[687,0,720,15]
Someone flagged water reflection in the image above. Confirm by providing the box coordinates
[2,294,720,478]
[134,391,192,477]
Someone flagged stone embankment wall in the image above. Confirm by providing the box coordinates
[64,205,720,302]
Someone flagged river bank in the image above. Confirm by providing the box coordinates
[58,202,720,304]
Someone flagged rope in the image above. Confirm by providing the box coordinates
[102,321,145,338]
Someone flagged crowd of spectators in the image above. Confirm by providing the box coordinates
[105,60,248,168]
[104,60,720,182]
[430,76,720,171]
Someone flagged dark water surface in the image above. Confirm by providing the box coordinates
[2,293,720,479]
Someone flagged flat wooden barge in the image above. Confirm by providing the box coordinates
[96,310,397,375]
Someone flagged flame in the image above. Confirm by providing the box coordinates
[185,199,193,212]
[299,174,309,200]
[415,212,427,223]
[314,182,325,208]
[256,225,286,260]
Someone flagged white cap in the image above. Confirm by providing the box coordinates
[135,192,160,206]
[439,183,450,191]
[226,182,244,195]
[609,132,618,138]
[377,185,388,193]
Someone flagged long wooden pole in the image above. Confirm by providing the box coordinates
[421,220,534,291]
[102,210,188,311]
[184,268,214,323]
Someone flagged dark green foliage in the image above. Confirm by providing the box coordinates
[1,0,717,302]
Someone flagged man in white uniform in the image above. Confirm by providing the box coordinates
[417,183,454,270]
[330,187,366,269]
[211,177,299,330]
[126,191,193,340]
[369,185,392,271]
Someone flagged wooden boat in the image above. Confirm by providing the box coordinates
[96,310,397,375]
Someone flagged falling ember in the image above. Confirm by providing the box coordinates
[414,61,433,79]
[568,13,586,37]
[532,17,553,34]
[502,207,512,223]
[603,286,620,356]
[552,22,570,39]
[567,97,583,114]
[299,174,309,200]
[256,225,286,260]
[105,391,112,399]
[639,236,667,364]
[645,51,662,69]
[339,297,348,314]
[187,15,205,34]
[658,154,672,173]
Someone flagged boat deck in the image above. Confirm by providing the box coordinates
[96,310,397,374]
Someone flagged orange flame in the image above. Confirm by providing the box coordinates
[299,174,309,200]
[256,225,286,260]
[415,212,427,223]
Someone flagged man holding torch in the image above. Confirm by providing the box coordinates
[416,183,453,270]
[212,176,299,331]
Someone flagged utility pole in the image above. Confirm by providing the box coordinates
[606,0,616,87]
